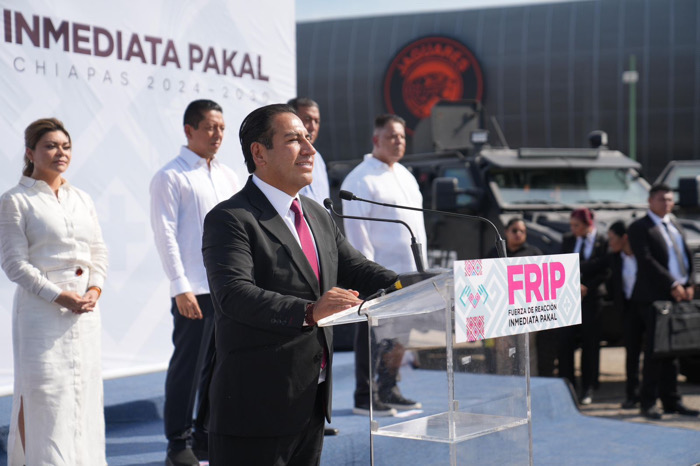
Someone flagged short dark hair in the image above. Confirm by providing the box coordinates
[183,100,223,129]
[505,217,525,229]
[287,97,319,111]
[239,104,296,173]
[374,113,406,130]
[23,118,71,177]
[649,183,672,196]
[608,220,627,237]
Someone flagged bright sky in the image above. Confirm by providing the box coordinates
[296,0,578,22]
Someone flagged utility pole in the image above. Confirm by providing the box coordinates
[622,55,638,161]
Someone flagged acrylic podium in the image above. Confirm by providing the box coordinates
[319,270,533,465]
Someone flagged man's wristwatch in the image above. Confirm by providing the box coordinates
[305,302,316,326]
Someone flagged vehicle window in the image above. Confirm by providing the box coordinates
[661,165,700,201]
[442,166,478,207]
[489,167,648,207]
[663,166,700,189]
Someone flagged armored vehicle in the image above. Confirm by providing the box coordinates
[328,103,650,345]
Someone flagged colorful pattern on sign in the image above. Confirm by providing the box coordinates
[464,259,483,276]
[466,315,485,342]
[460,284,489,308]
[454,254,582,344]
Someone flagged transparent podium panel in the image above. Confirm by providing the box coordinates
[319,271,533,465]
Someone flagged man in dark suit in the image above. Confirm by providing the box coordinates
[558,208,609,405]
[201,104,398,465]
[628,183,699,420]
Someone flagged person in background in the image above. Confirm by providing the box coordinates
[487,218,553,376]
[488,217,542,258]
[288,97,330,206]
[628,183,699,420]
[201,104,397,464]
[150,100,240,466]
[558,208,609,405]
[288,97,339,436]
[0,118,109,465]
[341,113,426,416]
[607,220,643,409]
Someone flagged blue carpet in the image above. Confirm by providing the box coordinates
[1,352,699,465]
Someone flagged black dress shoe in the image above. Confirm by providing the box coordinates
[166,447,199,466]
[191,431,208,460]
[621,398,639,409]
[192,448,208,461]
[324,427,339,436]
[664,403,700,417]
[640,406,663,420]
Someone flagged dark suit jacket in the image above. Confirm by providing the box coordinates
[561,231,609,299]
[607,252,624,308]
[628,214,694,302]
[202,178,397,437]
[606,251,641,310]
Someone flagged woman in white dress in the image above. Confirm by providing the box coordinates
[0,118,108,465]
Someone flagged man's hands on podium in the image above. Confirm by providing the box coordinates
[312,287,362,323]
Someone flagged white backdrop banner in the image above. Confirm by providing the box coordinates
[0,0,296,394]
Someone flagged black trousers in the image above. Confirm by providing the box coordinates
[638,301,681,410]
[535,328,558,377]
[164,294,216,445]
[354,321,403,405]
[622,299,645,400]
[557,296,601,393]
[209,382,326,466]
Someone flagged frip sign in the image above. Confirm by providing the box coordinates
[454,254,582,343]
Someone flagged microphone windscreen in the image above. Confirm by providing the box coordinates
[323,198,333,209]
[339,190,354,201]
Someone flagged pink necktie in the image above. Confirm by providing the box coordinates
[290,199,326,369]
[290,199,320,281]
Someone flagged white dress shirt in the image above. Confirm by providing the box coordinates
[252,175,325,381]
[150,146,240,297]
[299,150,330,206]
[573,228,597,260]
[251,175,319,259]
[620,251,637,300]
[647,209,690,285]
[340,154,427,274]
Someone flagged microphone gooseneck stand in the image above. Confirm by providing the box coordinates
[338,189,508,259]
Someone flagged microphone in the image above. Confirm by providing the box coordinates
[323,198,426,272]
[339,190,508,258]
[363,279,405,301]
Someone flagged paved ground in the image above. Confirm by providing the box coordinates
[1,346,698,465]
[576,346,700,431]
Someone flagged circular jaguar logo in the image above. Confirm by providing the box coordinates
[383,36,484,134]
